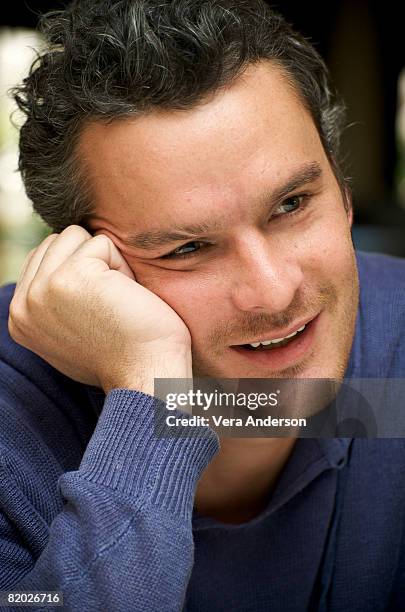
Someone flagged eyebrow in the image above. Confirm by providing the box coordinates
[122,161,323,251]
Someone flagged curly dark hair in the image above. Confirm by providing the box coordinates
[13,0,348,232]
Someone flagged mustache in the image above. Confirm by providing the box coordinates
[206,284,335,347]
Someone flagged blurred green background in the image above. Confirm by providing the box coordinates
[0,28,50,285]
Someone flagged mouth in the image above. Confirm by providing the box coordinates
[229,313,320,370]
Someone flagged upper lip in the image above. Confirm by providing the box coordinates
[231,313,318,346]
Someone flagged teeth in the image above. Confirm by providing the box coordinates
[247,323,306,348]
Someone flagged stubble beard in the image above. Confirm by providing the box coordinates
[191,255,360,382]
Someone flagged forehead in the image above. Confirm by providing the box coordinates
[78,61,327,227]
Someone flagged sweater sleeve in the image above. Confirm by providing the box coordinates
[0,388,220,612]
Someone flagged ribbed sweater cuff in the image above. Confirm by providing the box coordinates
[79,388,220,517]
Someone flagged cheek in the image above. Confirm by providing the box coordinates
[128,262,222,335]
[300,205,354,276]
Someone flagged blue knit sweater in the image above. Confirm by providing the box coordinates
[0,251,404,611]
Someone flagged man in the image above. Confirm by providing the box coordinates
[0,0,404,610]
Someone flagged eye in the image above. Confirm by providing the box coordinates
[273,194,308,217]
[161,240,206,260]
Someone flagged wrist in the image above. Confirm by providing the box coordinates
[101,347,193,396]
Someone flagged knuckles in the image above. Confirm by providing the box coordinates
[47,271,69,296]
[9,274,68,333]
[8,298,29,345]
[25,284,44,311]
[7,225,93,349]
[60,224,92,240]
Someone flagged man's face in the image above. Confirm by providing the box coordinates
[81,61,359,380]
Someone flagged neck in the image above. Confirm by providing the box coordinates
[194,437,296,524]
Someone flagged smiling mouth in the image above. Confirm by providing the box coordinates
[231,315,316,351]
[227,314,319,372]
[240,324,307,350]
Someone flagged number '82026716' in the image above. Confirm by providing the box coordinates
[0,591,63,607]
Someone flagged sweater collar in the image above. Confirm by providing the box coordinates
[192,437,351,530]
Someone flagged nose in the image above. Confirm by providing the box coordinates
[229,232,303,313]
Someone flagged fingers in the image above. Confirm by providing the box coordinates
[32,225,92,283]
[69,233,136,280]
[16,225,135,301]
[15,233,59,293]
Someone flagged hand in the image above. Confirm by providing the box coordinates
[8,225,192,395]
